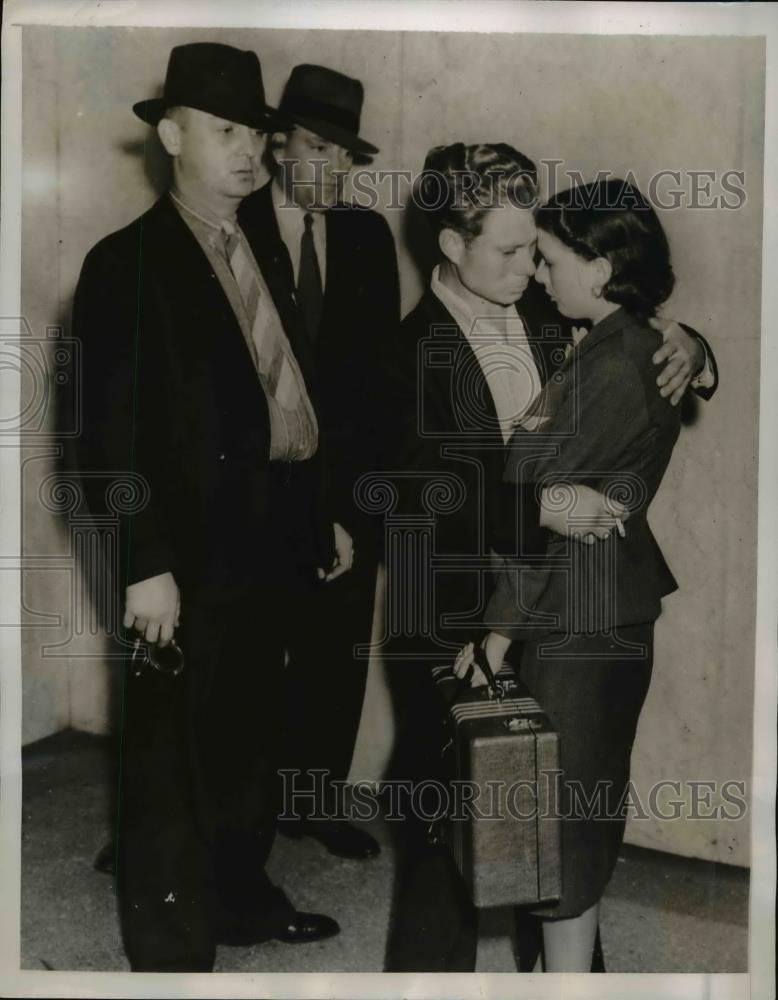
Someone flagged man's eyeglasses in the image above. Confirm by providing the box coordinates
[130,636,185,677]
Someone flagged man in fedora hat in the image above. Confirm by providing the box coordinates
[72,42,344,971]
[240,64,400,861]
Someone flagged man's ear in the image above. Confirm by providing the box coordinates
[439,227,466,266]
[157,117,182,156]
[590,256,613,296]
[336,145,354,170]
[269,131,290,160]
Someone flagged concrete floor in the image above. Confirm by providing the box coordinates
[21,729,749,973]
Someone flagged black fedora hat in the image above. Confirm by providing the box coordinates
[278,64,379,157]
[133,42,286,131]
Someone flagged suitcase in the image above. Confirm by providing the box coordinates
[432,651,562,908]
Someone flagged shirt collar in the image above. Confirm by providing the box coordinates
[430,264,515,342]
[170,188,237,233]
[271,177,319,231]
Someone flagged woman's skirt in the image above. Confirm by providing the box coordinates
[517,622,654,919]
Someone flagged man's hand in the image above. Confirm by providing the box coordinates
[317,522,354,582]
[540,483,629,545]
[123,571,180,645]
[651,318,705,406]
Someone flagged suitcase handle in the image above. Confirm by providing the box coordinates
[472,641,505,701]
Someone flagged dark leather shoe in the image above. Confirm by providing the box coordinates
[216,910,341,947]
[274,911,340,944]
[590,925,606,972]
[280,819,380,860]
[93,841,115,875]
[512,907,543,972]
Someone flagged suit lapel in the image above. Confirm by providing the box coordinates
[149,194,227,299]
[421,279,570,425]
[238,183,297,317]
[143,196,271,425]
[150,195,252,358]
[323,208,353,280]
[319,207,350,347]
[566,306,628,364]
[516,278,575,381]
[417,288,501,437]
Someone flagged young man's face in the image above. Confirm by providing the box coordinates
[449,203,538,306]
[165,107,266,207]
[272,126,353,211]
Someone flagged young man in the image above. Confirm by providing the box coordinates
[73,43,342,972]
[240,64,401,860]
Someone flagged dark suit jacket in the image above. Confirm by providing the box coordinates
[384,280,576,647]
[388,279,574,547]
[486,307,682,638]
[239,182,401,541]
[72,193,330,599]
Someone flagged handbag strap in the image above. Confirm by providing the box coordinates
[472,640,505,701]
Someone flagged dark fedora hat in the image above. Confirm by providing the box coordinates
[277,64,379,157]
[133,42,286,131]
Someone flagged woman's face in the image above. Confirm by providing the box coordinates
[535,229,600,319]
[452,203,537,306]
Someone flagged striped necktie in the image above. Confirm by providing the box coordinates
[221,220,318,459]
[223,220,297,406]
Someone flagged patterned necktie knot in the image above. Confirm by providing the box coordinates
[221,219,239,261]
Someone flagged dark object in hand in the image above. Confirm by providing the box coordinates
[130,636,184,677]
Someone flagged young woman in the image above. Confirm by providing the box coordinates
[457,176,688,972]
[385,144,713,972]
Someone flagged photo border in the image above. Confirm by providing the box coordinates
[1,2,775,998]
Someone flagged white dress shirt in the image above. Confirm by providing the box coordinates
[430,265,543,444]
[271,180,327,288]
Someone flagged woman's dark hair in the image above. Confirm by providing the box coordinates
[536,178,674,319]
[413,142,538,243]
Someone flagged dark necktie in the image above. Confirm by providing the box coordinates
[297,212,323,342]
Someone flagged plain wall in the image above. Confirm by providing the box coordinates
[20,25,763,865]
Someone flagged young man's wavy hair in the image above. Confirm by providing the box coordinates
[413,142,539,243]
